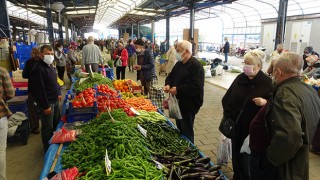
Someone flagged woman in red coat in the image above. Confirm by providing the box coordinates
[113,43,128,79]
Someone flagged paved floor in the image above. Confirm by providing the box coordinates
[6,50,320,180]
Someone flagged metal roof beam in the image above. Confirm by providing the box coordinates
[67,13,95,17]
[155,0,189,7]
[194,1,232,9]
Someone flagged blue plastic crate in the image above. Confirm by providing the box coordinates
[106,68,114,80]
[8,99,28,114]
[67,102,98,123]
[18,54,31,69]
[15,88,28,96]
[16,45,32,55]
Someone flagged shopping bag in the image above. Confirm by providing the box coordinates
[51,127,76,144]
[216,134,232,165]
[168,93,183,119]
[162,98,169,109]
[149,84,165,111]
[116,58,122,67]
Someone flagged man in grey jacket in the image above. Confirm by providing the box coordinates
[262,52,320,180]
[81,36,103,72]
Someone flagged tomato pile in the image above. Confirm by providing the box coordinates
[71,88,96,108]
[96,84,119,97]
[97,96,135,116]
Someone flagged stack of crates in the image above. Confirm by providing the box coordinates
[15,42,37,69]
[7,95,30,145]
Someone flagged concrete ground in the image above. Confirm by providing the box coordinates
[6,50,320,180]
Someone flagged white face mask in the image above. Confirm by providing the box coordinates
[58,48,63,51]
[175,51,184,62]
[43,55,54,65]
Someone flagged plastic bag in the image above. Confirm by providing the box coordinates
[50,167,78,180]
[51,127,76,144]
[163,98,169,109]
[240,135,251,154]
[168,93,182,119]
[62,167,78,180]
[116,58,122,67]
[217,134,232,165]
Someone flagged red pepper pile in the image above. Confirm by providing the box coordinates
[97,96,135,116]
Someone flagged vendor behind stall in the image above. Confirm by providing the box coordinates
[302,54,320,79]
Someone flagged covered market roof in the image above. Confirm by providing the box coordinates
[5,0,320,32]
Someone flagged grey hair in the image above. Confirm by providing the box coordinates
[276,44,284,49]
[244,49,266,69]
[178,40,192,53]
[274,52,303,75]
[88,36,94,43]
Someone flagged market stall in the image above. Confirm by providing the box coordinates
[40,73,225,180]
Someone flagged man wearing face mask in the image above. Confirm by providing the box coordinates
[29,45,62,152]
[133,39,157,95]
[163,40,204,143]
[261,52,320,180]
[222,49,272,180]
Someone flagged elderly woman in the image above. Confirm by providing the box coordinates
[302,54,320,79]
[222,49,273,180]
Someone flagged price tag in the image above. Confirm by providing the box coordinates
[137,124,147,137]
[105,149,112,176]
[130,86,143,94]
[130,107,140,116]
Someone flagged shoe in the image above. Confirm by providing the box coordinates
[31,129,40,134]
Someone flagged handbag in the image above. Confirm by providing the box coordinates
[116,58,122,67]
[219,85,255,139]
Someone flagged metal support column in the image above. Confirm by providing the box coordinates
[131,24,134,39]
[22,28,26,43]
[189,4,195,40]
[64,16,69,44]
[165,15,170,52]
[45,0,54,46]
[137,22,140,39]
[275,0,288,49]
[118,28,121,39]
[0,0,11,38]
[58,13,63,44]
[12,26,17,41]
[151,19,155,42]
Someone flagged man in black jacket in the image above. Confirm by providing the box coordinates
[29,45,62,151]
[223,37,230,63]
[164,40,204,143]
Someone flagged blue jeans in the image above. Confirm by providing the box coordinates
[36,102,60,151]
[224,53,228,63]
[176,113,195,143]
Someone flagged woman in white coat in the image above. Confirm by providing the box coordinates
[166,42,178,75]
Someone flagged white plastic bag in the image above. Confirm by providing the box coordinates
[240,135,251,154]
[168,93,183,120]
[217,134,232,165]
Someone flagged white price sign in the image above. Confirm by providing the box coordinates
[105,148,112,176]
[137,124,147,137]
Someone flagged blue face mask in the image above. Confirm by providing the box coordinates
[175,51,184,62]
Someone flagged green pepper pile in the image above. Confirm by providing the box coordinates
[74,73,114,92]
[62,110,163,179]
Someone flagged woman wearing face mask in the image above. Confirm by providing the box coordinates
[54,43,67,82]
[221,49,272,180]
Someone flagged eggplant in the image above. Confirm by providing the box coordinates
[195,157,211,164]
[180,172,202,179]
[173,158,196,166]
[199,175,218,180]
[181,167,210,174]
[208,165,222,172]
